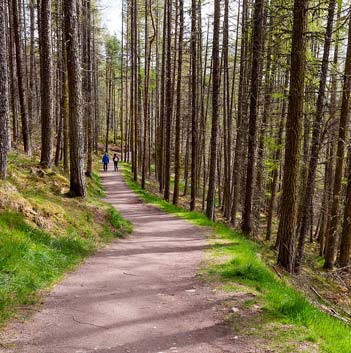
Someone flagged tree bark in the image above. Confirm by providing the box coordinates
[324,7,351,269]
[164,0,173,201]
[241,0,265,234]
[294,0,336,274]
[12,0,31,155]
[205,0,220,221]
[85,0,93,177]
[0,0,9,179]
[277,0,307,272]
[190,0,197,211]
[339,152,351,267]
[39,0,54,168]
[173,0,184,205]
[64,0,86,197]
[231,0,248,226]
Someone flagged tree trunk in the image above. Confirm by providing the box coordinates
[190,0,197,211]
[294,0,336,274]
[324,7,351,269]
[64,0,86,197]
[0,0,9,179]
[85,0,93,177]
[231,0,248,226]
[267,66,289,242]
[241,0,265,234]
[173,0,184,205]
[164,0,173,201]
[12,0,31,155]
[39,0,54,168]
[28,0,35,142]
[339,152,351,266]
[8,0,18,144]
[205,0,220,220]
[277,0,307,272]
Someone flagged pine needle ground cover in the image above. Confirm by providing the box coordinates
[122,163,351,353]
[0,153,132,326]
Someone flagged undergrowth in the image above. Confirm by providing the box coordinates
[0,153,132,326]
[122,162,351,353]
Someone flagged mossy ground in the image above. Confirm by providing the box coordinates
[0,152,132,326]
[122,162,351,353]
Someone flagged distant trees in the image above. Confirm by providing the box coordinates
[112,0,351,272]
[12,0,31,155]
[295,0,336,274]
[3,0,351,270]
[0,0,100,195]
[324,6,351,269]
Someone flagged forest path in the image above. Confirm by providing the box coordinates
[1,170,253,353]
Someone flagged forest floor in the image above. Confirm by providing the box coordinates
[121,164,351,353]
[0,153,132,327]
[0,168,265,353]
[0,163,350,352]
[139,166,351,324]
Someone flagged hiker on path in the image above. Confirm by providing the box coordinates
[102,152,110,172]
[113,153,120,172]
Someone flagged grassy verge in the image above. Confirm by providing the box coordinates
[122,163,351,353]
[0,153,132,326]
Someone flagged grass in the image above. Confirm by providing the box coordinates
[122,162,351,353]
[0,153,132,326]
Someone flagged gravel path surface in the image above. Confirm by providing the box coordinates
[1,170,254,353]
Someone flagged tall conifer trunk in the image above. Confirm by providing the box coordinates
[241,0,265,234]
[295,0,336,273]
[12,0,31,155]
[64,0,86,197]
[324,7,351,269]
[0,0,9,179]
[277,0,307,272]
[206,0,220,220]
[39,0,54,168]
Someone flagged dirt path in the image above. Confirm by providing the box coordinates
[1,171,253,353]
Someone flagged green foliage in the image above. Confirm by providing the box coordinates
[106,207,133,239]
[105,35,120,64]
[122,162,351,353]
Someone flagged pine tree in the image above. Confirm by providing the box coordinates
[39,0,54,168]
[64,0,86,197]
[324,6,351,269]
[277,0,307,272]
[295,0,336,274]
[206,0,220,220]
[241,0,265,234]
[12,0,31,155]
[0,0,9,180]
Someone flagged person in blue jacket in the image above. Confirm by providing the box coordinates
[102,152,110,172]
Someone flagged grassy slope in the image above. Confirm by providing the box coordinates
[122,163,351,353]
[0,153,132,325]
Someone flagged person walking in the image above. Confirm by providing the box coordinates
[102,152,110,172]
[113,153,120,172]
